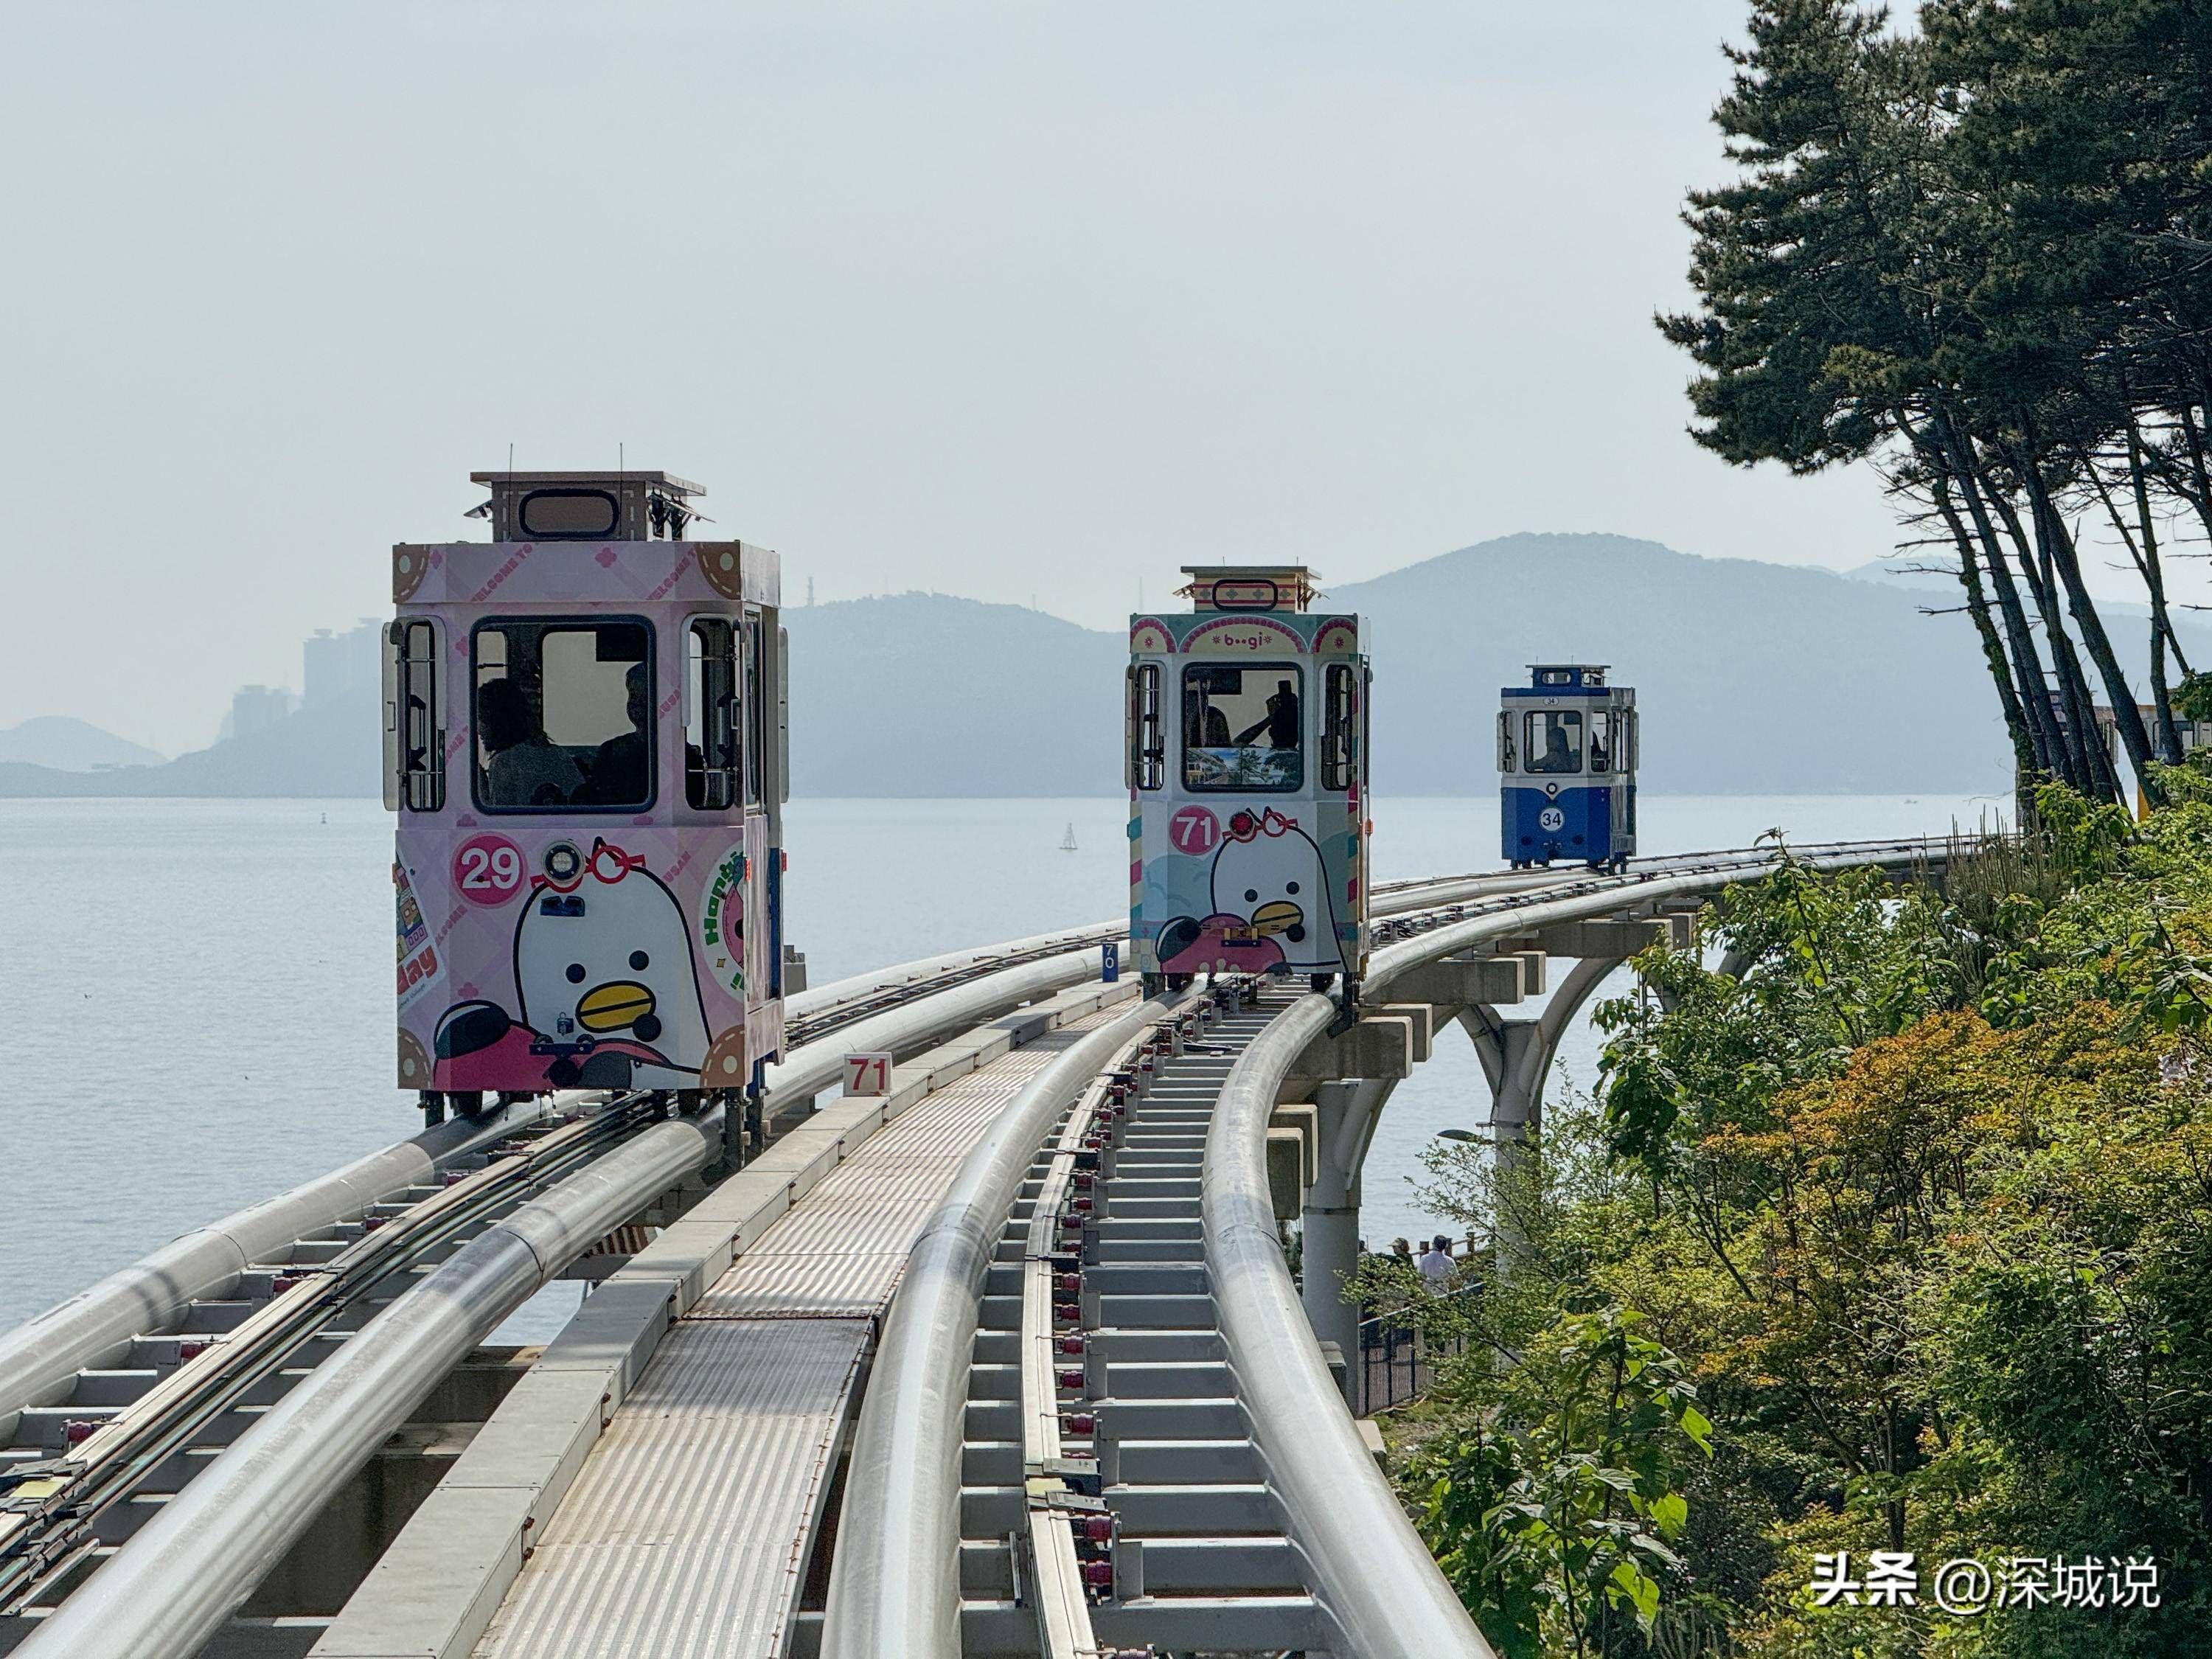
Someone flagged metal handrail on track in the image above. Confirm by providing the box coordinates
[820,992,1193,1659]
[817,837,1949,1659]
[0,1093,661,1612]
[5,929,1217,1658]
[1204,838,1947,1658]
[12,1105,736,1659]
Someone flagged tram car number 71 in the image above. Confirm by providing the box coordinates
[1126,565,1370,997]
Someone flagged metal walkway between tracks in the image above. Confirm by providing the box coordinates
[0,846,1961,1659]
[313,984,1140,1659]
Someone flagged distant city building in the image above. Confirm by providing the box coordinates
[304,619,382,706]
[220,684,298,742]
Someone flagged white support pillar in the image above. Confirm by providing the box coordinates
[1300,1077,1395,1408]
[1484,956,1624,1265]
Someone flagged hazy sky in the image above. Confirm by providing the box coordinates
[2,1,2025,755]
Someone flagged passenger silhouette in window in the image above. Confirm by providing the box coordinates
[578,664,653,805]
[1234,680,1300,750]
[1185,685,1232,748]
[477,680,582,806]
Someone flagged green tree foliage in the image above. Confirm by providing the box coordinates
[1380,802,2212,1655]
[1666,1,2212,801]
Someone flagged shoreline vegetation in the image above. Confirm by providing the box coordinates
[1360,783,2212,1657]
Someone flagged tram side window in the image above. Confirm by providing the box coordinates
[742,614,767,807]
[392,619,444,811]
[1522,709,1583,775]
[1130,664,1164,790]
[686,619,741,810]
[1496,711,1515,773]
[1588,709,1613,775]
[1321,664,1355,790]
[473,619,654,811]
[1183,664,1302,792]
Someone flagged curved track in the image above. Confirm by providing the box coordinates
[822,837,1947,1658]
[0,846,1946,1658]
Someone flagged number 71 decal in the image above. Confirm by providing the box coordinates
[844,1051,894,1096]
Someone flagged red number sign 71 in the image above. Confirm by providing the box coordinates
[1169,807,1220,855]
[844,1052,894,1096]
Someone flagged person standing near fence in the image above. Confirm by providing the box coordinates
[1417,1236,1453,1282]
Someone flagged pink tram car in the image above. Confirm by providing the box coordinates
[385,469,791,1124]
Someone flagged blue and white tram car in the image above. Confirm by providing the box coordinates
[385,467,793,1124]
[1127,566,1371,995]
[1499,663,1637,870]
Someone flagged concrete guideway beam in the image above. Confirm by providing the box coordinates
[1535,917,1666,960]
[1385,951,1537,1011]
[1286,1007,1427,1088]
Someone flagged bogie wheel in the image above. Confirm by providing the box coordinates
[1309,973,1336,994]
[1167,972,1194,992]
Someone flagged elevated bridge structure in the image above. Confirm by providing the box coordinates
[0,841,1946,1659]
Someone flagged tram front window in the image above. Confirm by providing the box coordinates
[1183,664,1302,792]
[473,619,655,810]
[1522,709,1584,775]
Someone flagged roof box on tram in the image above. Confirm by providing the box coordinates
[466,470,706,543]
[1525,664,1608,690]
[1176,565,1321,614]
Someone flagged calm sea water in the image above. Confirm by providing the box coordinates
[0,793,2000,1330]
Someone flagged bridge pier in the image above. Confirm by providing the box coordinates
[1296,1077,1399,1408]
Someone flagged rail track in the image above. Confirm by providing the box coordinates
[0,844,1950,1651]
[823,835,1952,1658]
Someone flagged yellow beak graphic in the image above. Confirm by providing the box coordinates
[1249,900,1304,936]
[576,981,655,1033]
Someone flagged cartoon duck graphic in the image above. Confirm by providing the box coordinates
[1158,809,1345,975]
[432,838,710,1091]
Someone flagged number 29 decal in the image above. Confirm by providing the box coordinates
[453,832,527,905]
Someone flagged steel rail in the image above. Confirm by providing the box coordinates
[8,941,1185,1652]
[10,1105,734,1659]
[0,1094,662,1610]
[784,865,1588,1048]
[820,991,1191,1659]
[1016,995,1227,1659]
[1200,837,1947,1658]
[0,1100,562,1441]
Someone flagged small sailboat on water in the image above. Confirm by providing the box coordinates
[1060,821,1079,852]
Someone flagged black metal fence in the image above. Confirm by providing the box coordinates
[1355,1281,1479,1416]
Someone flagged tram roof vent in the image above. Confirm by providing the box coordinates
[1176,564,1321,614]
[1526,664,1609,689]
[465,470,709,543]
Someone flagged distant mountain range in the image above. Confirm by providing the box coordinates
[0,717,164,772]
[11,532,2194,799]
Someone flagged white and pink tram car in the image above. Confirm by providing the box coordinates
[385,469,792,1122]
[1126,566,1371,997]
